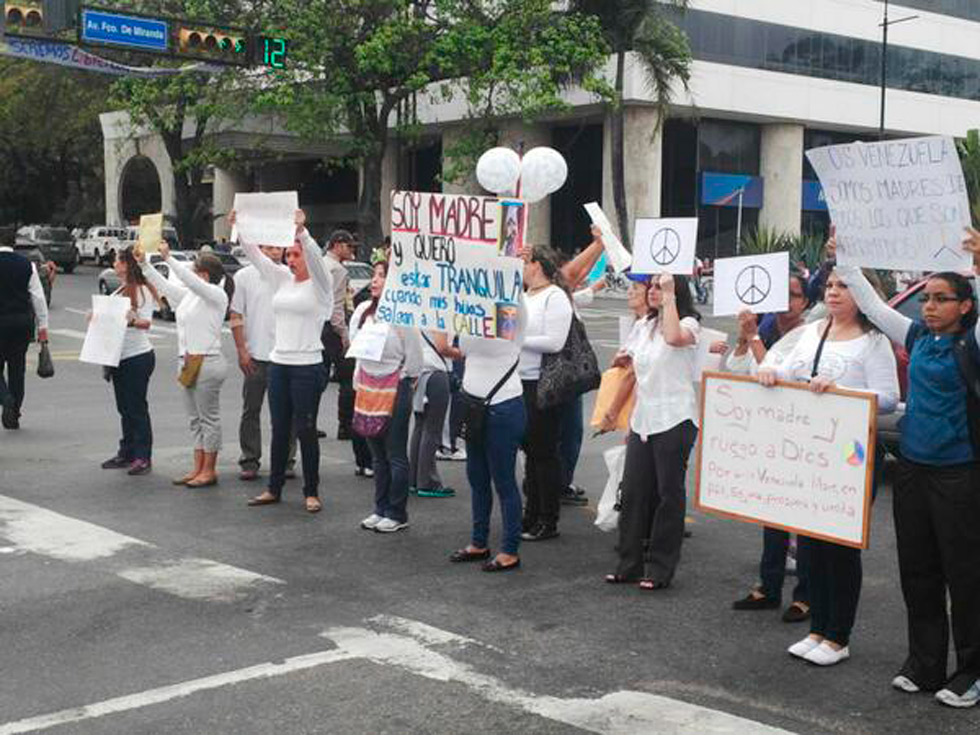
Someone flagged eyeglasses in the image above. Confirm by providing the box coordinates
[918,294,962,304]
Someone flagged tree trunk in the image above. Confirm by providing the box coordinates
[358,150,384,259]
[611,49,631,251]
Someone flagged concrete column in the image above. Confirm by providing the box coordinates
[601,107,662,246]
[212,167,248,241]
[498,121,552,246]
[759,123,804,236]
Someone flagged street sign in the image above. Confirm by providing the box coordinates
[80,7,168,52]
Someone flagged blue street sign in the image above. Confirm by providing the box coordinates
[80,9,169,53]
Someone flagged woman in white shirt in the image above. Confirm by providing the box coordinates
[353,261,423,534]
[233,210,334,513]
[758,270,899,667]
[139,242,233,488]
[519,245,574,542]
[100,246,158,476]
[599,274,701,590]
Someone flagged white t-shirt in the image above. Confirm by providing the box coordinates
[629,316,701,436]
[350,301,423,378]
[117,286,156,361]
[519,285,573,381]
[230,265,277,361]
[772,320,900,413]
[420,332,450,373]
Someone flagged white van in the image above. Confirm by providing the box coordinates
[75,226,126,264]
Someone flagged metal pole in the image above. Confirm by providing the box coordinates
[880,0,888,139]
[736,188,744,255]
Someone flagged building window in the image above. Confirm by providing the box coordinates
[698,120,761,175]
[873,0,980,23]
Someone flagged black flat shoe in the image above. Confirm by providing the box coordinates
[101,455,130,469]
[732,592,780,610]
[482,558,520,573]
[449,548,491,563]
[521,523,559,542]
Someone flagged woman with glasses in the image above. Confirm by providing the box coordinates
[836,228,980,707]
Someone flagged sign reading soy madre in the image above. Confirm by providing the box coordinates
[695,372,878,549]
[381,191,524,339]
[806,136,972,272]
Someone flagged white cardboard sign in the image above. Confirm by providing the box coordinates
[632,217,699,275]
[806,136,972,272]
[713,251,790,317]
[79,295,130,367]
[346,321,390,362]
[695,373,878,549]
[231,191,298,249]
[381,191,524,339]
[584,202,632,273]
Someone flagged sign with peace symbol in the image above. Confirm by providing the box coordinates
[647,227,681,266]
[735,265,772,306]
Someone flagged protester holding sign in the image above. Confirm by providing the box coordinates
[757,270,899,667]
[139,242,233,488]
[451,301,527,572]
[599,274,701,590]
[233,210,334,514]
[835,228,980,707]
[353,261,423,534]
[100,247,158,477]
[519,245,574,542]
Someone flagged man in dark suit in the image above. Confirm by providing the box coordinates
[0,245,49,429]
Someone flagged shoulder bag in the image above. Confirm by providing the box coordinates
[536,307,601,410]
[352,363,403,438]
[458,361,519,445]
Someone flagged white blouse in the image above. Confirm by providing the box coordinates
[142,257,227,357]
[350,301,423,379]
[628,315,701,436]
[519,285,573,381]
[117,285,156,361]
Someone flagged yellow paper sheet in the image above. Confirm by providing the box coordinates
[138,213,163,254]
[589,367,635,432]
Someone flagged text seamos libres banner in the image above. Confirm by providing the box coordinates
[379,191,524,339]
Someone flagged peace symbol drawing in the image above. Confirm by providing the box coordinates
[735,265,772,306]
[647,227,681,266]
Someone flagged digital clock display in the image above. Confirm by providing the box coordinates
[260,37,287,69]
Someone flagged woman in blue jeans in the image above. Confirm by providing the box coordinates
[450,302,527,572]
[234,209,334,513]
[352,261,422,533]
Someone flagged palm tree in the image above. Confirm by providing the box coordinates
[571,0,692,249]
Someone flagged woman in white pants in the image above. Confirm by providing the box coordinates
[139,242,232,487]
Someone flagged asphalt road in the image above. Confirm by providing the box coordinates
[0,266,975,734]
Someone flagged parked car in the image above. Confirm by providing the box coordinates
[345,260,373,298]
[13,243,55,306]
[16,225,79,273]
[75,226,127,265]
[97,253,194,321]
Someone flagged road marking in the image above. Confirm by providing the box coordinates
[0,495,283,602]
[48,328,89,341]
[0,616,797,735]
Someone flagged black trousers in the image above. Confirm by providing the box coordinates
[521,380,564,528]
[616,421,698,584]
[894,459,980,693]
[0,326,30,412]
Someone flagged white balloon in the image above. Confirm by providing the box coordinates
[476,147,522,194]
[519,147,568,203]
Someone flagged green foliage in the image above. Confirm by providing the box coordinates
[957,129,980,226]
[739,228,827,273]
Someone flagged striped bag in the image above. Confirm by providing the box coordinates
[352,367,400,438]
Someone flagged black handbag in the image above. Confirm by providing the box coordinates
[36,342,54,379]
[536,314,600,410]
[459,360,519,445]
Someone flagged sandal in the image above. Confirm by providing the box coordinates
[186,476,218,488]
[247,492,280,507]
[638,579,670,591]
[449,548,491,563]
[482,557,520,573]
[305,497,322,514]
[604,574,634,584]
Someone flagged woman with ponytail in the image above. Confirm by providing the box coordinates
[100,246,159,476]
[138,240,234,488]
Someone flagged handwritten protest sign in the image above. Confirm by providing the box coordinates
[695,373,878,549]
[380,191,523,339]
[713,251,789,317]
[584,203,632,273]
[231,191,298,249]
[632,217,698,275]
[79,295,130,367]
[346,321,390,362]
[137,213,162,254]
[806,136,972,272]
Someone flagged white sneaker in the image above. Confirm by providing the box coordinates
[804,641,850,666]
[788,637,821,659]
[364,467,374,478]
[935,680,980,708]
[360,513,383,530]
[892,675,920,693]
[374,517,409,533]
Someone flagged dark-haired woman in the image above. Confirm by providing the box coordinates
[352,261,422,533]
[836,229,980,707]
[758,269,899,667]
[101,247,158,476]
[139,241,233,488]
[234,209,334,513]
[600,273,701,590]
[519,245,573,542]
